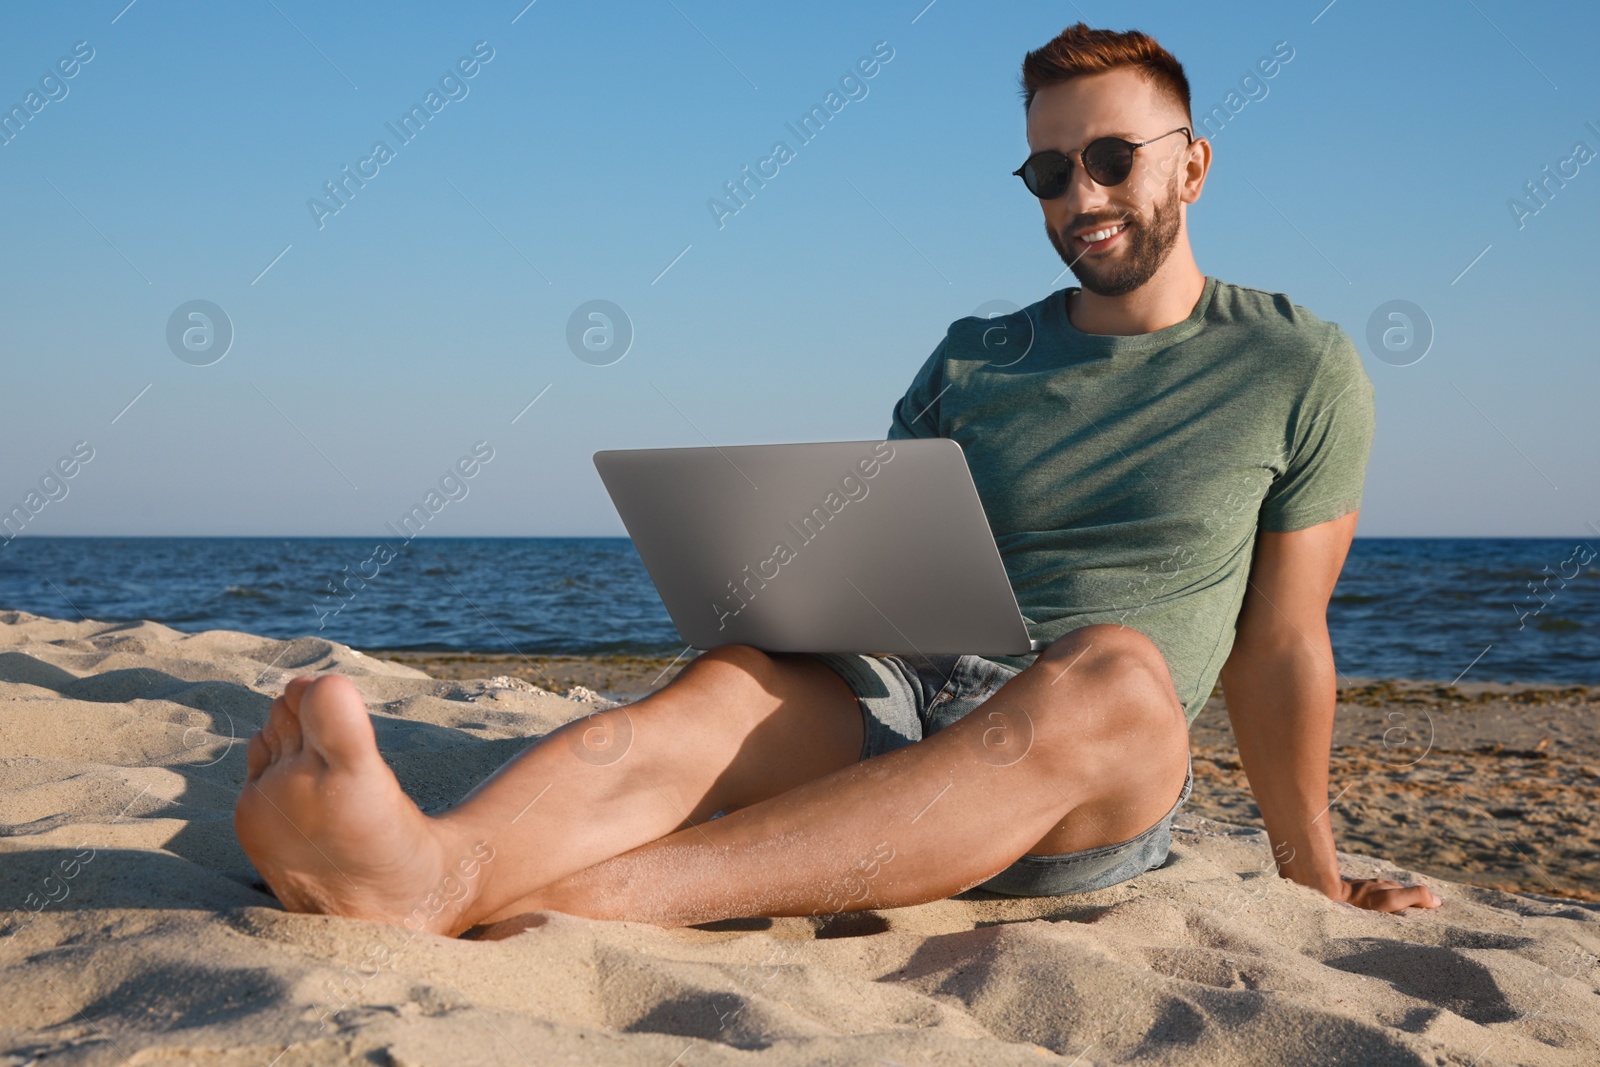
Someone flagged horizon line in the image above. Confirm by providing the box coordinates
[4,533,1597,542]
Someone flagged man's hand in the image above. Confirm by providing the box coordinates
[1337,876,1441,913]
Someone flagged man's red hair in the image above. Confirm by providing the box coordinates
[1020,22,1192,121]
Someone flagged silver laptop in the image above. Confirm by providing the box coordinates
[593,439,1044,656]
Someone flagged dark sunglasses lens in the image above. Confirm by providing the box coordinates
[1023,153,1073,199]
[1082,138,1135,186]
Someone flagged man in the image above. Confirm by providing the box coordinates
[234,23,1439,935]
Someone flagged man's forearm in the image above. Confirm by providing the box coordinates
[1219,520,1439,914]
[1218,632,1343,896]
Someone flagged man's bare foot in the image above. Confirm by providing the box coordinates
[234,674,481,936]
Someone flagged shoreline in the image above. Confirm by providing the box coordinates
[365,648,694,703]
[366,648,1600,706]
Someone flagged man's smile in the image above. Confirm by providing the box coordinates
[1072,219,1128,252]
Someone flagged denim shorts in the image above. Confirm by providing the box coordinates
[805,650,1192,897]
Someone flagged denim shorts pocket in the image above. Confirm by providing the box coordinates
[921,655,1019,736]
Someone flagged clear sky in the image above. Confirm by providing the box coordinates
[2,0,1596,538]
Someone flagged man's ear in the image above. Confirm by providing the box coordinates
[1182,137,1212,205]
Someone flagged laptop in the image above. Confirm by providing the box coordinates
[593,439,1045,657]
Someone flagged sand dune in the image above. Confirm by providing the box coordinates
[2,610,1597,1066]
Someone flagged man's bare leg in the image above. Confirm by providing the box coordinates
[236,627,1190,934]
[477,625,1190,927]
[233,644,865,935]
[236,620,1190,927]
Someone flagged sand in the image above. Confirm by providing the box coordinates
[1188,678,1600,904]
[2,610,1598,1066]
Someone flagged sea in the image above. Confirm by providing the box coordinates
[0,537,1596,686]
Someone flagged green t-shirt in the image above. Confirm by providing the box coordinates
[887,275,1376,722]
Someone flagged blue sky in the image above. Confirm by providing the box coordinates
[2,0,1596,538]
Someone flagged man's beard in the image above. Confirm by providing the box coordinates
[1048,180,1183,297]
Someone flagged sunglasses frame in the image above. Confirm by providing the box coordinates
[1013,126,1194,199]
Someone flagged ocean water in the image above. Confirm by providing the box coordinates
[0,537,1595,685]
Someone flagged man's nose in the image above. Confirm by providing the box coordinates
[1054,158,1113,218]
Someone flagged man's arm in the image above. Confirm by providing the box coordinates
[1218,511,1441,913]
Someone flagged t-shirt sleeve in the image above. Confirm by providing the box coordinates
[886,334,950,441]
[1258,325,1376,532]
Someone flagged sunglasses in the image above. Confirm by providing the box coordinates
[1013,126,1192,199]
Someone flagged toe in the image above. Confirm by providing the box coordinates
[267,696,304,757]
[296,674,379,769]
[280,675,317,711]
[245,731,271,781]
[259,719,283,761]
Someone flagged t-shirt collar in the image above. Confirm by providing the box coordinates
[1046,274,1218,358]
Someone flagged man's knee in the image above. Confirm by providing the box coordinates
[1027,625,1186,753]
[674,643,775,692]
[654,644,797,731]
[1040,621,1177,693]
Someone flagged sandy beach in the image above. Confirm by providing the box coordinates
[3,610,1598,1066]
